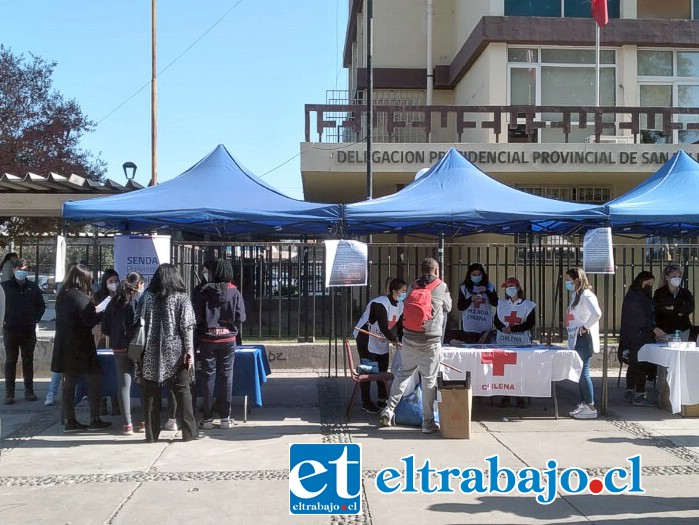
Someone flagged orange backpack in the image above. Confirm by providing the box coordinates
[402,279,441,331]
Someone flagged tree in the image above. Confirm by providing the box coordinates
[0,45,106,243]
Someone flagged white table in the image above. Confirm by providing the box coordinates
[440,344,583,418]
[639,344,699,414]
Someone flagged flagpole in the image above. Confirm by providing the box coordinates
[595,22,600,107]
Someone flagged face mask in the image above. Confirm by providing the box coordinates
[565,280,576,292]
[669,277,682,287]
[14,270,28,281]
[398,292,407,302]
[505,286,518,298]
[202,271,209,282]
[471,275,482,284]
[643,285,653,297]
[107,282,118,292]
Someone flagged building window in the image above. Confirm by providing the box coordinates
[638,0,690,19]
[638,49,699,144]
[516,186,611,204]
[504,0,620,19]
[508,47,616,143]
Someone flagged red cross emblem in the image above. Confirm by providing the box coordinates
[471,294,485,308]
[504,310,522,326]
[481,351,518,376]
[566,310,575,327]
[388,315,397,329]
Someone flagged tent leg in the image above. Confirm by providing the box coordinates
[601,274,610,416]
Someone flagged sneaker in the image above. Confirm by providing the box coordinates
[421,420,440,434]
[378,412,394,427]
[122,424,134,436]
[25,390,38,402]
[199,419,214,430]
[220,418,234,429]
[624,390,635,403]
[572,405,598,419]
[633,394,656,407]
[361,402,380,414]
[163,418,178,431]
[569,403,585,417]
[376,399,387,409]
[64,420,88,433]
[44,392,56,406]
[87,418,112,431]
[135,421,146,433]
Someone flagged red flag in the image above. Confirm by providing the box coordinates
[591,0,609,26]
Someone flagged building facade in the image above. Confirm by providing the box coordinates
[301,0,699,205]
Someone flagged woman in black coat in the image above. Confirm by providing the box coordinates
[653,263,695,341]
[102,272,144,435]
[51,264,112,432]
[619,271,665,406]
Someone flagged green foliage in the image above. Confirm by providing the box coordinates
[0,45,107,241]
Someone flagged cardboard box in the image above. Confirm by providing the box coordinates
[438,388,472,439]
[681,404,699,417]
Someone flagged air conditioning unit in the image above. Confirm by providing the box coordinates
[585,135,634,144]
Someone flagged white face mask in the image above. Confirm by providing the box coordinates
[669,277,682,287]
[107,282,118,292]
[202,271,209,282]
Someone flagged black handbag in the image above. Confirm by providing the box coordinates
[127,302,146,363]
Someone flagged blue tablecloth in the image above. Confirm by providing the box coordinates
[230,345,271,406]
[78,345,271,407]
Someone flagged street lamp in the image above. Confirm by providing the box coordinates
[122,162,137,181]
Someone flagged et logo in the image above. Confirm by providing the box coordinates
[289,444,362,515]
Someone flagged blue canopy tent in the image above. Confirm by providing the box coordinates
[344,147,607,236]
[606,150,699,236]
[62,145,343,236]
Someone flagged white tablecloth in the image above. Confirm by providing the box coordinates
[440,344,583,397]
[639,344,699,413]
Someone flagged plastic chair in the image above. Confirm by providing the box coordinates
[617,351,656,388]
[343,339,394,421]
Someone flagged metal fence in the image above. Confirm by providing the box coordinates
[6,237,692,341]
[171,239,699,343]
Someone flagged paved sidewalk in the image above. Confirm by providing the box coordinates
[1,370,699,524]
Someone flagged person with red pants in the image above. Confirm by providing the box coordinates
[193,259,246,430]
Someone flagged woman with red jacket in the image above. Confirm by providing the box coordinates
[193,259,246,430]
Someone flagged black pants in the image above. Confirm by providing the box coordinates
[143,367,197,442]
[200,341,236,420]
[3,331,37,394]
[63,371,101,421]
[627,349,657,393]
[356,337,390,403]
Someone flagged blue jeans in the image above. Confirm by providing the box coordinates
[575,332,594,405]
[47,371,62,398]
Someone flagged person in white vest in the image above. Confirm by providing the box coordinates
[457,263,498,343]
[494,277,535,345]
[493,276,536,408]
[353,278,407,413]
[565,267,602,420]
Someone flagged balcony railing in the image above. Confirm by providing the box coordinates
[304,104,699,145]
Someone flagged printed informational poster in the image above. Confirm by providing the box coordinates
[324,240,368,287]
[583,227,615,274]
[114,235,171,286]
